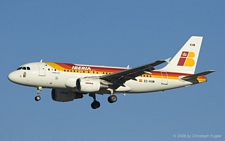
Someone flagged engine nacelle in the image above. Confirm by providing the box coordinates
[51,89,83,102]
[65,77,77,88]
[76,78,101,92]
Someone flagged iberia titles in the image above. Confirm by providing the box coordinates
[72,65,91,70]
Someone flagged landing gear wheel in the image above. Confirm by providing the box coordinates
[91,101,100,109]
[35,86,42,101]
[35,96,41,101]
[108,95,117,103]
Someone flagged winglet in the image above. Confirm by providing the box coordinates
[165,57,171,63]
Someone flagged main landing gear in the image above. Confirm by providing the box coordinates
[89,93,100,109]
[89,93,117,109]
[91,101,100,109]
[35,86,42,101]
[108,95,117,103]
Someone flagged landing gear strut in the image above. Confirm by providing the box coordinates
[89,93,100,109]
[35,86,42,101]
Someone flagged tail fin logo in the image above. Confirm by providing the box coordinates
[177,51,195,67]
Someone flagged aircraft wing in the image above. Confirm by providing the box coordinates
[99,60,166,87]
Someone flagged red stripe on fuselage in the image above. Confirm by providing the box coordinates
[52,62,199,78]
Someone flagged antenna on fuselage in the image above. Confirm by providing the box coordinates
[40,59,43,62]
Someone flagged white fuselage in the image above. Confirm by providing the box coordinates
[8,62,195,94]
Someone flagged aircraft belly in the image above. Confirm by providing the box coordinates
[115,85,131,92]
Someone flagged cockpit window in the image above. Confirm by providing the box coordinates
[16,66,31,70]
[17,67,22,70]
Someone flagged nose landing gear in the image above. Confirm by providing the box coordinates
[35,87,42,101]
[35,95,41,101]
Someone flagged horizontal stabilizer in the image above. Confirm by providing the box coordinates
[182,70,215,81]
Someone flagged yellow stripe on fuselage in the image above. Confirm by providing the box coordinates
[45,62,66,71]
[44,62,207,83]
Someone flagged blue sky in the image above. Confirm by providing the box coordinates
[0,1,224,140]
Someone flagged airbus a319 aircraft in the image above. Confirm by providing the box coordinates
[8,36,214,109]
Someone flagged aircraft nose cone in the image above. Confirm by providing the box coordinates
[8,72,16,82]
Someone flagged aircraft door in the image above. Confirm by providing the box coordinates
[38,63,46,76]
[161,71,168,85]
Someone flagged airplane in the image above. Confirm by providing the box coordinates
[8,36,214,109]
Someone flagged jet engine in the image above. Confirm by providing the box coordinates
[76,78,107,92]
[65,77,77,88]
[51,89,83,102]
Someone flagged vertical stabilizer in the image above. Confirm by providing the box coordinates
[161,36,203,74]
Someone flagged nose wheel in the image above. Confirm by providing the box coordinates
[35,87,42,101]
[35,96,41,101]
